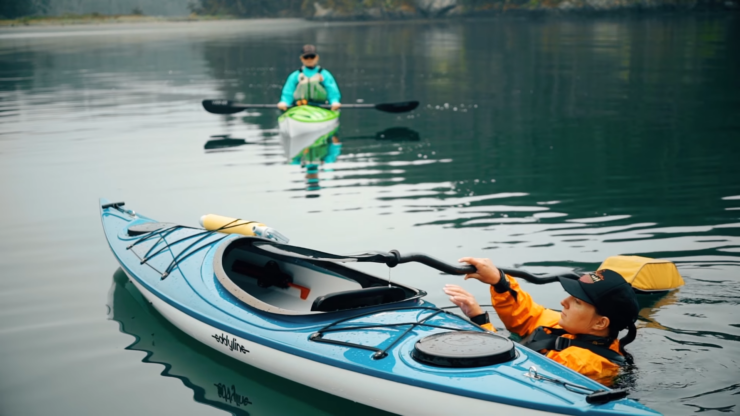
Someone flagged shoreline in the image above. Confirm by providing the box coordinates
[0,8,735,32]
[0,18,316,38]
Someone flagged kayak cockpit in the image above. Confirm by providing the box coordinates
[214,237,426,315]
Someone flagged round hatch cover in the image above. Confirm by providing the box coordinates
[128,222,177,236]
[412,331,516,368]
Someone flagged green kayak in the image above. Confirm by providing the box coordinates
[279,106,340,159]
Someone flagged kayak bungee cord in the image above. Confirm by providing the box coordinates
[309,306,475,359]
[160,234,230,279]
[127,224,182,250]
[125,219,253,279]
[133,220,243,263]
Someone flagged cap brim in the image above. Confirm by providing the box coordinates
[559,276,594,304]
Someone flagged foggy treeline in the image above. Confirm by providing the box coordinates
[0,0,403,19]
[0,0,191,18]
[190,0,305,17]
[2,0,726,22]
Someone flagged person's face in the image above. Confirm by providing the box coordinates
[300,54,319,67]
[558,294,609,335]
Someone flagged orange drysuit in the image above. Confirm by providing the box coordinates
[480,275,623,386]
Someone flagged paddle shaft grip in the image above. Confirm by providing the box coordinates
[501,268,580,284]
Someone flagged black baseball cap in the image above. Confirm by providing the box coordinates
[301,44,317,58]
[559,269,639,331]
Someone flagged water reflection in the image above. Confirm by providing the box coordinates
[106,269,392,416]
[292,134,340,198]
[285,126,422,197]
[343,127,421,143]
[204,135,248,152]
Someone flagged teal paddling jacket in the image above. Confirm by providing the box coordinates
[279,66,341,105]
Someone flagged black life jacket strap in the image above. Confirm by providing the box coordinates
[521,326,626,366]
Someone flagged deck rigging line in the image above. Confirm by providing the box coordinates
[126,219,255,279]
[309,306,477,359]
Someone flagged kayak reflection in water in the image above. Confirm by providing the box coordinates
[277,44,342,111]
[445,258,640,386]
[294,135,342,197]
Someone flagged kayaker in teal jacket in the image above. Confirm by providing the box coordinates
[277,44,342,112]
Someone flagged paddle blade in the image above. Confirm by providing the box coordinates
[202,100,244,115]
[374,101,419,113]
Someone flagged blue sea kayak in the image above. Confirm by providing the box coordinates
[99,199,659,416]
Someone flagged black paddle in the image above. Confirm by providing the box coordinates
[202,100,419,115]
[251,240,580,284]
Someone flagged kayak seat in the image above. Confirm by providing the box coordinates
[311,287,406,312]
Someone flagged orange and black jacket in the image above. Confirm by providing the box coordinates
[480,274,623,386]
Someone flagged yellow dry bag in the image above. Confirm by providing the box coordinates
[599,256,684,292]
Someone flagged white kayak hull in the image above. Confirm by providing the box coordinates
[123,270,553,416]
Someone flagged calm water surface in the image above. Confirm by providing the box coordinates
[1,16,739,415]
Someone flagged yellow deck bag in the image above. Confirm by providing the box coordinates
[200,214,289,243]
[598,256,684,292]
[200,214,264,236]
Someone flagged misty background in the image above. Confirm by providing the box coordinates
[1,0,192,18]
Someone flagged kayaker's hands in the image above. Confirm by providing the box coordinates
[443,284,484,318]
[277,102,289,111]
[331,102,342,111]
[458,257,502,285]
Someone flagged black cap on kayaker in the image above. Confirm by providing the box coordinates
[301,44,317,58]
[558,269,639,331]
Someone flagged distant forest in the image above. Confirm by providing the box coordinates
[190,0,305,17]
[0,0,191,18]
[1,0,729,20]
[189,0,428,17]
[1,0,421,19]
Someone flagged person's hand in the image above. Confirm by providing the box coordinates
[277,102,289,111]
[443,284,484,318]
[330,102,342,111]
[458,257,502,286]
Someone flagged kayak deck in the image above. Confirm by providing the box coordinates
[279,105,339,124]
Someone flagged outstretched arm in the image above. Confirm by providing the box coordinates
[458,257,559,337]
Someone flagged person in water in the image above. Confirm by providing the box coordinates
[277,44,341,112]
[444,258,639,386]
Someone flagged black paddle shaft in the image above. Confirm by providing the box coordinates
[251,241,578,284]
[202,100,419,115]
[372,251,581,283]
